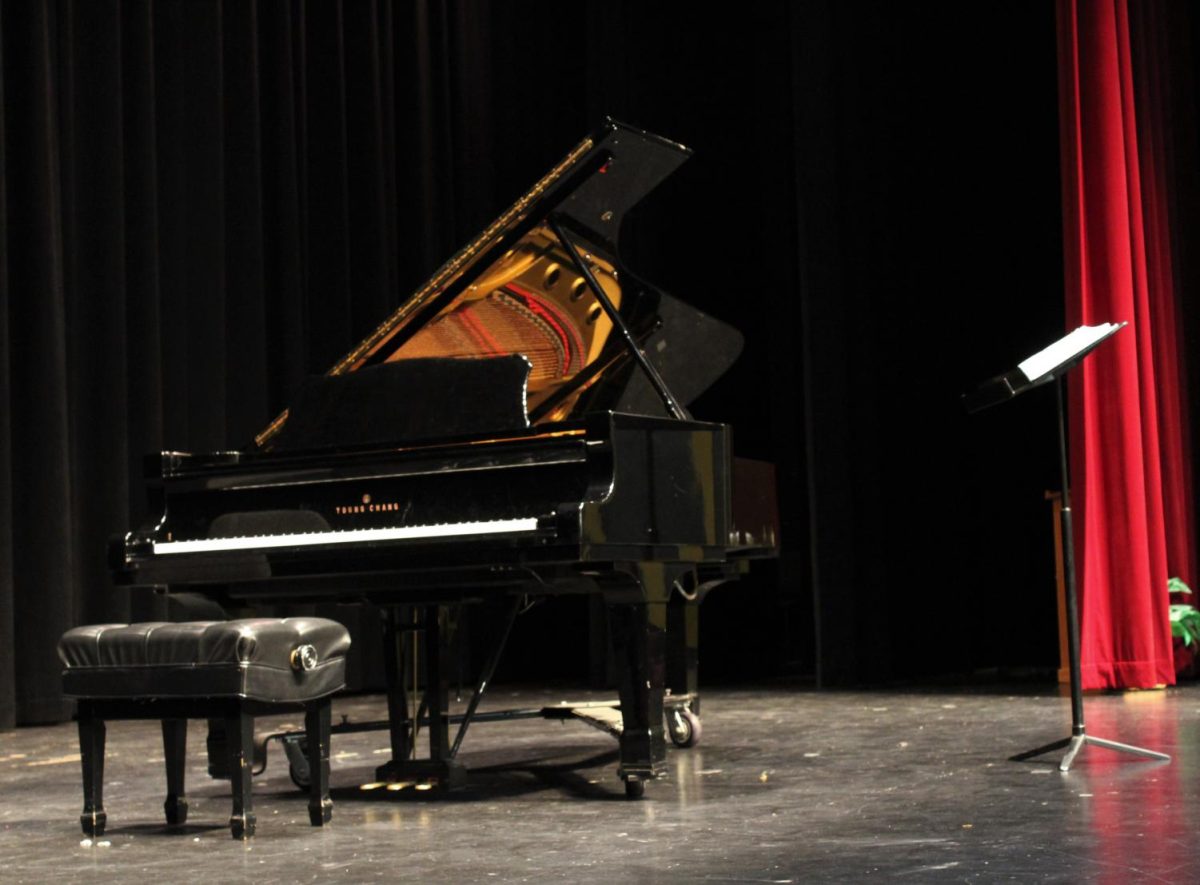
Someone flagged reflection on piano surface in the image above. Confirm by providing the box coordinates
[112,120,778,798]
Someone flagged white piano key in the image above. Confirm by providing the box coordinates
[152,517,540,555]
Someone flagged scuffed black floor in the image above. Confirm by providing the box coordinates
[1,683,1197,882]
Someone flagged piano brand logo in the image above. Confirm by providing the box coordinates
[335,493,403,516]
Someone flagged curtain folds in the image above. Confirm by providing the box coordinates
[0,0,498,728]
[1057,0,1196,689]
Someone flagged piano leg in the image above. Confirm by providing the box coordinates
[607,563,671,798]
[375,603,466,788]
[379,606,414,778]
[666,589,700,712]
[424,604,452,771]
[666,590,702,749]
[664,567,736,748]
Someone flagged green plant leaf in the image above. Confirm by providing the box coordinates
[1170,604,1200,647]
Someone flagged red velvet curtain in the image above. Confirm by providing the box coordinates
[1057,0,1196,689]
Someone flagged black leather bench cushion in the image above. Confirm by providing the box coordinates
[59,618,350,704]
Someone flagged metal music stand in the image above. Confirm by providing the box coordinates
[964,322,1170,772]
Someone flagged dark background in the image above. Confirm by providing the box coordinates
[0,1,1072,728]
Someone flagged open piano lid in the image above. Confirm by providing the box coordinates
[255,120,743,450]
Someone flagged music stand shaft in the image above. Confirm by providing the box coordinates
[1056,378,1086,736]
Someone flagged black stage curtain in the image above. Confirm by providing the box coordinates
[1,1,1067,729]
[0,0,526,727]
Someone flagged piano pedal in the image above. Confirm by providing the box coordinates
[205,720,230,780]
[282,734,311,789]
[205,720,272,780]
[372,758,467,791]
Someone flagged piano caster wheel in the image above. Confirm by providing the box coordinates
[624,779,646,800]
[668,708,702,749]
[283,734,311,790]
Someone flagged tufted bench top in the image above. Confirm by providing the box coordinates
[59,618,350,704]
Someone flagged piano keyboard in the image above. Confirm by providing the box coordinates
[152,517,541,555]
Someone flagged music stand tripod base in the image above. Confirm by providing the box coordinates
[1010,730,1170,772]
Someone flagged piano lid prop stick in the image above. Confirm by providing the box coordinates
[548,216,690,421]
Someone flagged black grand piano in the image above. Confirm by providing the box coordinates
[112,120,778,798]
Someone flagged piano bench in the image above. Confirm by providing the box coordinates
[58,618,351,840]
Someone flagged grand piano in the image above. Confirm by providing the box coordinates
[111,120,778,798]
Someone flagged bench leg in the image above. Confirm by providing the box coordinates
[77,705,107,837]
[162,718,189,825]
[305,700,333,826]
[225,711,256,839]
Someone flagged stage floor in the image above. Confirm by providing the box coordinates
[1,682,1196,882]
